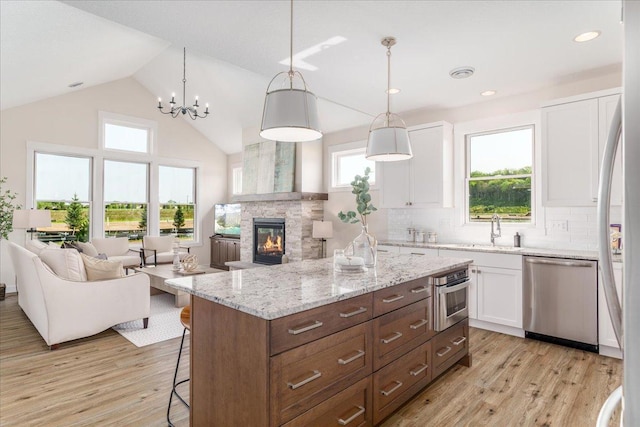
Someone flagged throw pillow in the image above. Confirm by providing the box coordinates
[39,248,88,282]
[76,241,99,257]
[81,253,125,281]
[48,242,61,248]
[25,239,48,254]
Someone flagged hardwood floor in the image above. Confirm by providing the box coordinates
[0,294,622,426]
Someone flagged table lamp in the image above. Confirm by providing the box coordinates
[12,209,52,240]
[312,220,333,258]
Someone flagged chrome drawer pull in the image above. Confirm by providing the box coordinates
[436,346,452,357]
[410,286,429,294]
[381,331,403,344]
[452,336,467,346]
[409,319,428,330]
[288,320,323,335]
[410,363,428,376]
[338,349,365,365]
[378,249,389,252]
[382,294,405,304]
[337,406,365,426]
[410,252,425,256]
[339,307,367,318]
[287,370,322,390]
[380,380,403,396]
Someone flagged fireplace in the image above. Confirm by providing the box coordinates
[253,218,285,265]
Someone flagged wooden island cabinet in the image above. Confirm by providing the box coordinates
[166,253,472,426]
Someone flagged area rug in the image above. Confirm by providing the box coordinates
[113,293,188,347]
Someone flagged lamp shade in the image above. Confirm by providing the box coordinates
[12,209,51,229]
[312,220,333,239]
[366,126,413,162]
[260,88,322,142]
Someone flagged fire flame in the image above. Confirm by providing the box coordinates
[262,235,283,253]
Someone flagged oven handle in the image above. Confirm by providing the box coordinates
[437,279,471,296]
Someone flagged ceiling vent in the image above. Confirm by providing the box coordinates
[449,67,475,79]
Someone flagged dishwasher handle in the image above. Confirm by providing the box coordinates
[524,258,593,268]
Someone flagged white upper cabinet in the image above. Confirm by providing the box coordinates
[541,89,622,206]
[595,94,623,205]
[380,122,453,208]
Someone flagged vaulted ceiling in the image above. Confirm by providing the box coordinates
[0,1,623,154]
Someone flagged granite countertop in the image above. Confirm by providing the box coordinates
[379,240,623,262]
[165,253,472,320]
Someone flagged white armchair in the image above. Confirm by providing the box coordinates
[91,237,142,269]
[8,242,150,350]
[142,235,190,266]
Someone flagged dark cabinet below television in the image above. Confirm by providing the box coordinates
[210,236,241,270]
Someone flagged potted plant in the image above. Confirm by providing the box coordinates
[338,167,378,267]
[0,177,21,300]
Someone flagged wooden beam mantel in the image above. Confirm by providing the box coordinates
[231,192,328,203]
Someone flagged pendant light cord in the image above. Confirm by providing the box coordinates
[182,47,187,106]
[289,0,294,88]
[386,45,391,118]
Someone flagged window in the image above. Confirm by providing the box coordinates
[34,153,92,242]
[100,111,155,154]
[466,126,533,223]
[232,166,243,195]
[332,147,376,188]
[103,160,148,242]
[159,165,196,241]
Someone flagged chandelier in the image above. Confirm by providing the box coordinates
[260,0,321,142]
[366,37,412,162]
[157,47,209,120]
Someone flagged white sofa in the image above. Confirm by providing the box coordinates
[91,237,142,269]
[142,235,190,266]
[8,241,150,350]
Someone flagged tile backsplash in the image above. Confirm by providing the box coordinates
[387,206,622,251]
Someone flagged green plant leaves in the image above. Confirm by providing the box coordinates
[337,167,376,225]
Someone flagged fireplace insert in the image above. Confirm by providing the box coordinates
[253,218,285,265]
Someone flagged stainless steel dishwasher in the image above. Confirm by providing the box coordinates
[523,256,598,352]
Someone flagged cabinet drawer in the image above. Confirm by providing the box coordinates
[271,293,373,355]
[432,318,468,378]
[373,341,432,425]
[271,322,373,425]
[373,298,433,370]
[282,377,373,427]
[373,277,431,317]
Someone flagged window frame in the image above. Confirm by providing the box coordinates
[464,124,535,225]
[99,111,157,155]
[328,141,378,192]
[158,164,198,240]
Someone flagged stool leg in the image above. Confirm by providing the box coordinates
[167,328,189,427]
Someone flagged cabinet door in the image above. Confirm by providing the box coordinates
[599,263,623,349]
[226,240,236,262]
[542,99,598,206]
[409,125,453,208]
[477,266,522,328]
[380,159,411,208]
[595,94,623,205]
[210,238,222,267]
[468,265,478,320]
[233,240,241,261]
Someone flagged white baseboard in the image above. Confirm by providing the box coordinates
[599,345,623,359]
[469,318,525,338]
[3,284,17,294]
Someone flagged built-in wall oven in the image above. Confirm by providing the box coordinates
[429,268,471,331]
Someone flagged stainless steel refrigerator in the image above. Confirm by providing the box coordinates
[597,1,639,424]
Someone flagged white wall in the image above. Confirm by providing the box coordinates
[323,69,622,253]
[0,77,229,291]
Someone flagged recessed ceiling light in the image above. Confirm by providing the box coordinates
[481,90,496,96]
[449,67,475,79]
[573,31,601,42]
[386,88,401,94]
[68,82,83,88]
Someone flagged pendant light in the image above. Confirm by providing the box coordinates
[260,0,321,142]
[366,37,412,162]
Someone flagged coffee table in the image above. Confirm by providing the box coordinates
[133,264,225,307]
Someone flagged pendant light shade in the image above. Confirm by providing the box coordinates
[366,37,412,162]
[260,73,321,142]
[260,0,322,142]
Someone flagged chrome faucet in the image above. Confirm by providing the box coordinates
[490,213,502,246]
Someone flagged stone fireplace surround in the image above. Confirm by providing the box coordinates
[235,194,328,263]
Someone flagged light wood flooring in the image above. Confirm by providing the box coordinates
[0,294,622,426]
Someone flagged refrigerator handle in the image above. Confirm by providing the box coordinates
[597,96,623,349]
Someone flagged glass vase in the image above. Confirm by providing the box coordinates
[352,224,377,268]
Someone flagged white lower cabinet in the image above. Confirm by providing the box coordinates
[475,266,522,329]
[440,250,523,335]
[599,262,623,356]
[399,247,438,257]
